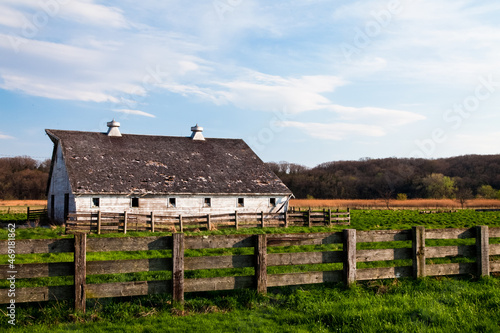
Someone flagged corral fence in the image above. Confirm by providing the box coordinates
[66,208,351,234]
[1,226,499,312]
[26,207,48,222]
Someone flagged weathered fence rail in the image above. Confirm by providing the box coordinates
[1,226,499,312]
[66,208,351,234]
[26,208,48,222]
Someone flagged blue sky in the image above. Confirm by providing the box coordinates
[1,0,500,167]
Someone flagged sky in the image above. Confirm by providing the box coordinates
[0,0,500,167]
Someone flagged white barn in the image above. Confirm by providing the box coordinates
[46,121,292,224]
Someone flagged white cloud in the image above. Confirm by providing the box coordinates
[328,105,426,126]
[113,109,156,118]
[0,133,14,139]
[279,121,386,140]
[217,73,346,113]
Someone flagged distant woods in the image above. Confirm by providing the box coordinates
[2,155,500,201]
[0,156,50,200]
[267,155,500,200]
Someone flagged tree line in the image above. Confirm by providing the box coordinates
[0,156,50,200]
[267,155,500,200]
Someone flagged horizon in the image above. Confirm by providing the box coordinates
[1,1,499,167]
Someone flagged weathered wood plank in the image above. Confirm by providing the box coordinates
[267,232,342,247]
[412,226,425,278]
[357,230,411,243]
[267,271,342,287]
[86,280,170,299]
[74,233,86,312]
[0,238,74,255]
[489,227,500,238]
[256,234,267,294]
[357,248,412,262]
[172,233,184,303]
[268,251,343,266]
[185,255,253,270]
[491,261,500,273]
[425,228,475,240]
[425,245,475,258]
[88,258,172,275]
[476,226,490,277]
[184,276,254,292]
[357,266,412,281]
[184,234,254,249]
[426,263,476,276]
[86,236,172,252]
[490,244,500,256]
[343,229,356,286]
[0,286,73,304]
[0,262,72,279]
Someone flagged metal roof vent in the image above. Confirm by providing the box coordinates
[106,119,122,137]
[190,124,205,141]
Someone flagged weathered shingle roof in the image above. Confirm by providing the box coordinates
[46,129,292,195]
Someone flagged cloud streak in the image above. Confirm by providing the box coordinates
[113,109,156,118]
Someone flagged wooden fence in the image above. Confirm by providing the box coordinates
[66,208,351,234]
[26,207,48,222]
[1,226,499,312]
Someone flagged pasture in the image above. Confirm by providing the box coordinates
[2,207,500,332]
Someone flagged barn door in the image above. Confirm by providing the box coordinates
[64,193,69,222]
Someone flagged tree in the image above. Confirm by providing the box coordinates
[422,173,457,199]
[477,185,498,199]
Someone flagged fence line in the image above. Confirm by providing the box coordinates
[1,226,499,312]
[26,207,48,222]
[66,208,351,234]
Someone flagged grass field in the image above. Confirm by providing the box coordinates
[2,207,500,332]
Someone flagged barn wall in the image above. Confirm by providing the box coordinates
[47,144,76,223]
[74,194,289,215]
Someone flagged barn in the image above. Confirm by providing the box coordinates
[46,121,293,224]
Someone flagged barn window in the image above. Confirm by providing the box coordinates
[204,198,211,207]
[169,198,176,207]
[92,198,100,207]
[237,198,244,207]
[269,198,276,207]
[131,197,139,208]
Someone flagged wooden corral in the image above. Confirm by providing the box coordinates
[65,208,351,234]
[1,226,499,312]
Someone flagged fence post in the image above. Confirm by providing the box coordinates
[476,225,490,277]
[260,211,264,228]
[308,209,312,228]
[74,233,86,312]
[151,212,155,233]
[412,226,426,278]
[235,211,239,230]
[328,208,332,226]
[343,229,356,287]
[179,215,183,232]
[284,211,288,228]
[172,233,185,304]
[207,214,211,231]
[26,207,30,222]
[256,234,267,294]
[123,211,128,234]
[97,211,101,235]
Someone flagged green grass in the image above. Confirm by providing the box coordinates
[2,209,500,331]
[3,277,500,332]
